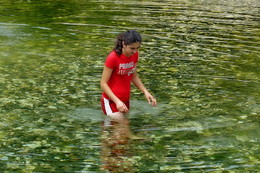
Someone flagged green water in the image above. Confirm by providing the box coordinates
[0,0,259,172]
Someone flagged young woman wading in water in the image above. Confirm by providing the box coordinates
[100,30,157,121]
[100,30,157,172]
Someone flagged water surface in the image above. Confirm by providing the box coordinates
[0,0,259,172]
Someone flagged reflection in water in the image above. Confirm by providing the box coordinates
[100,117,134,172]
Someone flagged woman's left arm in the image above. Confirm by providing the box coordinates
[132,70,157,106]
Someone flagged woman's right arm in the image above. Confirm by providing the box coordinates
[100,66,129,113]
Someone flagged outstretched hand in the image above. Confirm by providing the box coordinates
[145,92,157,107]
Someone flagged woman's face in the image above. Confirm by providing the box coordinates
[122,42,141,57]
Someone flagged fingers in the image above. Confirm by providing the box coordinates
[150,97,157,107]
[146,94,157,107]
[147,97,151,105]
[119,105,128,113]
[116,101,129,113]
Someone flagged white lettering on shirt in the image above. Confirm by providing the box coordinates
[118,62,135,76]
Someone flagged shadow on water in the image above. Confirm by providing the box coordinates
[0,0,259,172]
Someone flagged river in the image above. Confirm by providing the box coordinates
[0,0,259,172]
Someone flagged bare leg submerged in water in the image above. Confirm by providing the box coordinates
[107,112,144,140]
[100,113,136,172]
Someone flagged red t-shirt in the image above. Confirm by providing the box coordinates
[102,51,139,102]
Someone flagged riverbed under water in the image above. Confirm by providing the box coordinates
[0,0,259,172]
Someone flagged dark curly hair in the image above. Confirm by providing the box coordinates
[113,30,142,55]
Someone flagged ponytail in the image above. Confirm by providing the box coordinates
[113,30,142,55]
